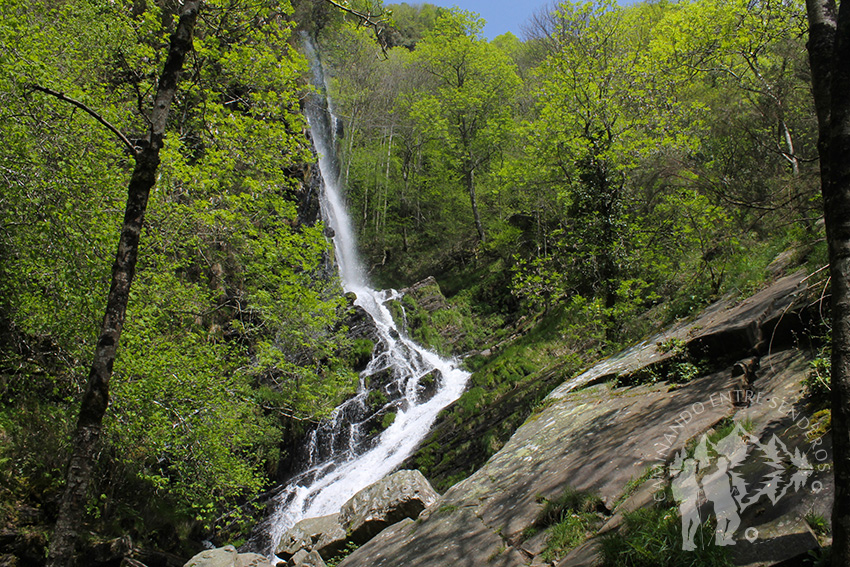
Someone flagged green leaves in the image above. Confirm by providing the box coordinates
[0,0,356,537]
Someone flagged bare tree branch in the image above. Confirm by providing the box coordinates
[321,0,391,56]
[29,85,140,155]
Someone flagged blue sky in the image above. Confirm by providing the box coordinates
[420,0,557,40]
[419,0,641,40]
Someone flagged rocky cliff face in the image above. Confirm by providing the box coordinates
[334,272,832,567]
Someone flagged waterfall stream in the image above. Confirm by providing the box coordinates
[258,37,471,556]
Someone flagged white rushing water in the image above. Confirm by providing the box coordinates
[261,36,471,554]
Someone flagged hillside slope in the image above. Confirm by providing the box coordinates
[337,271,832,567]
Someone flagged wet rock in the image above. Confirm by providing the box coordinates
[365,365,397,392]
[359,402,403,439]
[338,470,440,544]
[344,305,380,346]
[416,369,443,403]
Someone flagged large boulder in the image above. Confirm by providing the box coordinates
[338,469,439,543]
[183,547,273,567]
[183,546,239,567]
[275,514,347,561]
[237,553,273,567]
[286,549,326,567]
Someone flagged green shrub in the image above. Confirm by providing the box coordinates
[541,513,592,561]
[805,512,830,537]
[805,349,831,409]
[532,487,604,562]
[600,505,732,567]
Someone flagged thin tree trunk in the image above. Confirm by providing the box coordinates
[382,127,393,237]
[464,162,486,243]
[46,3,200,566]
[780,118,800,176]
[344,109,356,187]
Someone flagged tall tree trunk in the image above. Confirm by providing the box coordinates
[827,7,850,563]
[805,1,850,565]
[464,162,486,243]
[46,3,201,566]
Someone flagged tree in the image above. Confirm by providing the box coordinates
[804,0,850,564]
[514,0,674,314]
[407,9,521,243]
[42,2,202,565]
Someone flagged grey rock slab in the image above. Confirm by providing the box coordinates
[440,370,739,542]
[722,351,834,565]
[339,469,439,544]
[518,529,549,557]
[555,539,603,567]
[599,476,658,535]
[728,516,819,567]
[184,546,239,567]
[337,511,525,567]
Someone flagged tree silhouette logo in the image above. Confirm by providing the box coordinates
[668,422,815,550]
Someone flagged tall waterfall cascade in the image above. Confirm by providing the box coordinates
[259,37,471,555]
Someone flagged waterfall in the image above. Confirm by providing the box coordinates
[257,36,471,556]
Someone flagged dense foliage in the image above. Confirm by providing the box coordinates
[0,0,357,553]
[321,0,821,337]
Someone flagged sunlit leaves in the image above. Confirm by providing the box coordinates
[0,0,351,530]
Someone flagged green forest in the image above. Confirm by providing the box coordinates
[0,0,845,564]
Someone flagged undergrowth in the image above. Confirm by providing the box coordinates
[525,487,604,562]
[599,504,733,567]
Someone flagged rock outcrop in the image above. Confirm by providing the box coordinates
[385,276,469,355]
[335,272,831,567]
[273,470,440,564]
[338,469,439,543]
[183,546,273,567]
[285,549,326,567]
[275,514,346,561]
